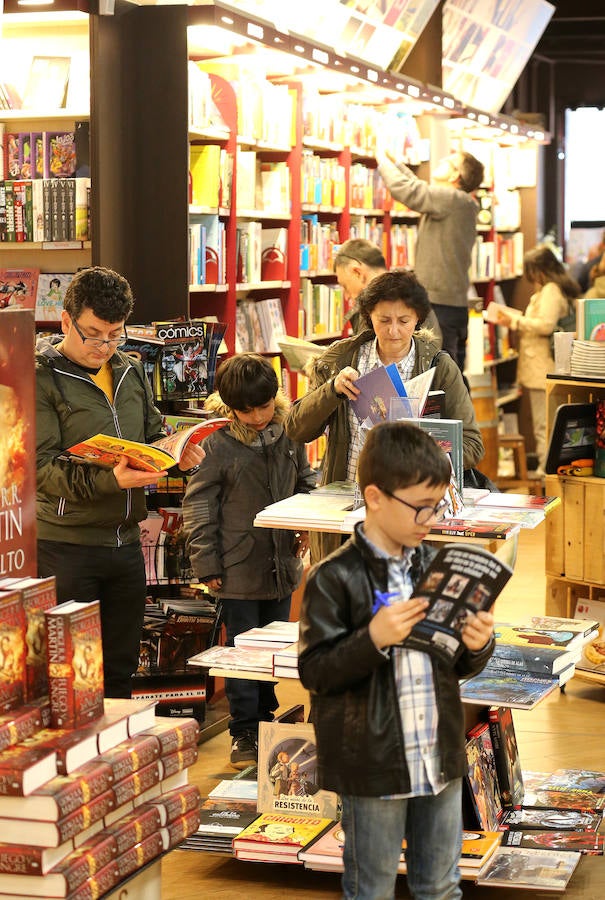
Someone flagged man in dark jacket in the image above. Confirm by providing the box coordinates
[35,266,204,697]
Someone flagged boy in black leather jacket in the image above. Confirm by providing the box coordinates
[299,422,495,900]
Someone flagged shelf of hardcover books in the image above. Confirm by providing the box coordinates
[120,318,228,725]
[0,575,203,899]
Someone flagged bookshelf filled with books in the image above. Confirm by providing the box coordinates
[0,12,92,290]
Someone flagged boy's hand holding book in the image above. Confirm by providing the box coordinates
[460,608,496,653]
[369,594,429,651]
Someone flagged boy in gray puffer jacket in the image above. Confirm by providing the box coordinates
[183,353,315,768]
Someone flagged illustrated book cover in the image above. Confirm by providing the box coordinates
[476,846,581,891]
[488,706,524,808]
[257,720,339,820]
[0,589,27,713]
[500,828,604,855]
[34,273,73,323]
[406,417,464,494]
[574,597,605,674]
[11,575,57,701]
[0,311,45,579]
[499,806,603,831]
[233,812,334,863]
[494,622,584,654]
[66,417,228,473]
[576,297,605,341]
[460,670,560,709]
[487,641,579,677]
[45,600,105,729]
[464,721,503,831]
[349,362,407,425]
[399,543,513,666]
[0,268,39,310]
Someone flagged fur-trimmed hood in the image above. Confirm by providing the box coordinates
[203,387,291,446]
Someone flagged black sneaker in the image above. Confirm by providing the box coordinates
[230,732,258,770]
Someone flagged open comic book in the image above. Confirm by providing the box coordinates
[66,418,228,473]
[394,543,513,666]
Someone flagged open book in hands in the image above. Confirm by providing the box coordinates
[350,366,436,425]
[388,543,513,666]
[66,417,229,473]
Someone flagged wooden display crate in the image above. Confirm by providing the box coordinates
[544,475,605,583]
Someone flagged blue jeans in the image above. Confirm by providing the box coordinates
[341,778,463,900]
[222,596,291,737]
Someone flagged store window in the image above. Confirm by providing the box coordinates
[565,107,605,265]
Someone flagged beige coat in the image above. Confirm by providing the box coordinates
[511,282,571,390]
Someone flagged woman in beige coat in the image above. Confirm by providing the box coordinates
[497,246,580,475]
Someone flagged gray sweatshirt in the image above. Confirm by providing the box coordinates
[377,154,479,309]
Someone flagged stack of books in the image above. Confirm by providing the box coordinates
[0,575,202,897]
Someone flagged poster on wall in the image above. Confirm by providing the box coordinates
[0,309,36,577]
[442,0,554,112]
[227,1,440,72]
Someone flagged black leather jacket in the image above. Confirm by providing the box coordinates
[298,525,495,797]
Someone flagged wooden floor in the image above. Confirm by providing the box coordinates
[161,525,605,898]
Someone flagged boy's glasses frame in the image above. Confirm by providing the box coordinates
[71,317,126,350]
[380,488,448,525]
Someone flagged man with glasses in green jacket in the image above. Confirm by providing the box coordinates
[35,266,204,698]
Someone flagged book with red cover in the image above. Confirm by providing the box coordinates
[0,743,57,796]
[144,783,201,825]
[0,757,113,819]
[0,311,37,579]
[160,806,201,849]
[488,706,524,809]
[65,857,121,900]
[45,600,104,729]
[98,732,161,783]
[111,759,162,808]
[0,831,117,897]
[18,725,99,776]
[0,787,116,847]
[115,830,164,879]
[500,828,604,855]
[158,744,198,780]
[0,702,43,753]
[0,589,27,713]
[0,267,39,309]
[103,803,163,854]
[141,717,199,755]
[10,575,56,701]
[87,697,157,755]
[0,838,73,876]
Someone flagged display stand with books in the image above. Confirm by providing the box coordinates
[543,375,605,687]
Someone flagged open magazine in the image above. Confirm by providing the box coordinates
[396,543,513,665]
[66,417,228,473]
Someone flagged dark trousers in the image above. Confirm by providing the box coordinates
[431,304,468,372]
[221,596,291,738]
[37,539,146,699]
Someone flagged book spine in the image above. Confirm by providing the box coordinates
[115,831,164,879]
[100,733,161,782]
[0,182,6,241]
[112,760,161,807]
[0,843,58,875]
[104,804,162,854]
[4,181,16,242]
[42,178,53,241]
[12,179,26,241]
[159,744,198,779]
[161,807,201,849]
[53,834,117,893]
[147,783,201,825]
[48,759,114,819]
[143,717,200,755]
[56,788,116,844]
[0,704,42,753]
[0,590,27,713]
[68,859,121,900]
